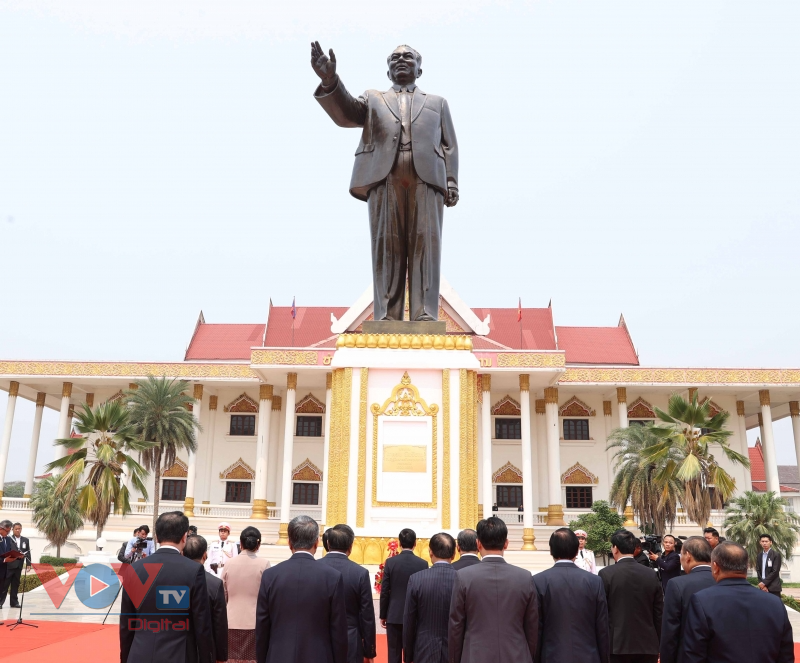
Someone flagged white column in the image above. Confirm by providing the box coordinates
[253,384,273,519]
[277,373,298,545]
[53,381,72,467]
[791,402,800,486]
[481,375,493,519]
[536,399,548,509]
[759,390,780,494]
[604,400,614,496]
[519,375,536,549]
[736,400,752,490]
[267,395,282,506]
[0,381,20,505]
[449,369,461,530]
[544,387,565,525]
[320,373,332,529]
[24,392,46,498]
[184,384,203,517]
[203,396,218,503]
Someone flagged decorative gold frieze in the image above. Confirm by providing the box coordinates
[497,353,565,368]
[492,462,523,484]
[8,381,19,397]
[759,389,771,407]
[736,400,746,417]
[193,384,203,400]
[272,395,282,411]
[481,374,491,393]
[0,361,258,379]
[491,395,521,416]
[327,368,352,524]
[295,393,325,414]
[287,373,298,390]
[62,382,72,398]
[791,401,800,417]
[561,462,598,485]
[224,393,259,413]
[85,393,94,408]
[35,392,46,407]
[164,458,189,478]
[603,400,612,416]
[209,395,218,411]
[519,374,530,392]
[220,458,255,480]
[559,367,800,385]
[292,458,323,482]
[627,397,655,419]
[251,350,317,366]
[559,396,596,417]
[544,387,559,405]
[326,372,332,390]
[535,399,546,415]
[356,368,368,527]
[616,387,627,404]
[336,333,473,351]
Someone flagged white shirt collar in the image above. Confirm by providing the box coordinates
[481,554,504,559]
[616,555,635,561]
[293,550,315,557]
[433,561,450,565]
[555,559,575,564]
[693,564,712,570]
[158,544,181,553]
[460,553,479,558]
[327,551,348,556]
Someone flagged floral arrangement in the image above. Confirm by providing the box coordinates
[374,539,400,593]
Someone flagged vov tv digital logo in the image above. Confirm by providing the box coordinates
[157,587,190,609]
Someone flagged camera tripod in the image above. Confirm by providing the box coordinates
[7,561,37,631]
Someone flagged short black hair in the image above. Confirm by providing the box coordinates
[398,528,417,549]
[288,515,319,550]
[429,532,456,559]
[712,541,748,574]
[682,536,712,563]
[703,527,720,538]
[663,534,676,543]
[476,517,508,550]
[183,535,208,561]
[240,526,262,551]
[610,529,637,555]
[12,522,21,528]
[155,511,189,545]
[457,529,478,553]
[325,524,355,553]
[759,533,773,542]
[549,528,579,560]
[136,525,150,535]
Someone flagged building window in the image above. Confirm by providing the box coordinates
[292,483,320,505]
[229,414,256,436]
[162,479,187,501]
[296,415,323,437]
[496,485,523,508]
[630,419,654,427]
[495,418,521,440]
[563,419,590,440]
[566,486,593,509]
[225,481,252,503]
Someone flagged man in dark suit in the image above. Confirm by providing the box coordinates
[756,533,782,596]
[598,529,663,663]
[380,528,428,663]
[0,519,20,609]
[319,524,376,663]
[120,511,215,663]
[404,533,457,663]
[451,530,480,571]
[682,541,793,663]
[311,42,459,322]
[532,528,609,663]
[448,516,539,663]
[183,535,229,663]
[2,522,29,608]
[256,515,347,663]
[660,536,715,663]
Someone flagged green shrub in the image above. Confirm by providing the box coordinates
[39,555,78,566]
[20,566,67,593]
[782,594,800,612]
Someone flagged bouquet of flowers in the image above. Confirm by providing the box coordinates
[374,539,400,593]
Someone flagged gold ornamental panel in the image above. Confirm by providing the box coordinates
[560,367,800,385]
[337,334,473,351]
[0,361,256,379]
[496,353,565,368]
[251,350,317,366]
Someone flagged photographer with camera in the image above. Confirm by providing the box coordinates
[123,525,155,562]
[647,534,681,592]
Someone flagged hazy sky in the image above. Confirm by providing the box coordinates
[1,1,799,480]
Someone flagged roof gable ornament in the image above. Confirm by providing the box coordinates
[628,397,656,419]
[559,396,596,417]
[492,462,523,484]
[292,458,323,481]
[163,458,189,478]
[491,395,521,416]
[699,397,726,417]
[561,462,598,485]
[224,393,259,413]
[295,393,325,414]
[219,458,255,480]
[372,371,437,418]
[106,390,125,404]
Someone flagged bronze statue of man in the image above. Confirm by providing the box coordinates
[311,42,459,322]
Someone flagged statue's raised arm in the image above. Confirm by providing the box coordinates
[310,41,337,89]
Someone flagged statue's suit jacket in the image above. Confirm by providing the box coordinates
[314,79,459,201]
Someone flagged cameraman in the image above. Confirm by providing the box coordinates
[647,533,681,592]
[124,525,155,560]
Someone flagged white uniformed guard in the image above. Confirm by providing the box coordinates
[573,529,598,574]
[204,521,240,577]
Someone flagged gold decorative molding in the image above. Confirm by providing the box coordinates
[224,393,259,413]
[209,395,218,411]
[547,504,566,526]
[163,458,189,478]
[688,387,698,401]
[497,353,565,368]
[35,392,46,407]
[67,404,75,418]
[0,361,257,379]
[559,367,800,385]
[616,387,627,404]
[356,368,368,527]
[62,382,72,398]
[603,400,612,416]
[183,496,195,518]
[287,373,298,390]
[544,387,559,405]
[699,397,725,417]
[492,462,523,484]
[459,370,479,528]
[759,389,771,407]
[627,397,655,419]
[758,412,763,426]
[193,384,203,400]
[8,381,19,397]
[326,372,332,390]
[561,462,598,485]
[442,370,451,530]
[491,395,521,416]
[327,368,352,524]
[336,333,473,351]
[481,374,491,393]
[348,537,449,566]
[276,522,289,546]
[251,350,317,366]
[251,498,268,519]
[85,393,94,408]
[623,505,637,527]
[128,383,139,391]
[522,528,536,551]
[292,458,323,482]
[220,458,255,480]
[535,399,546,415]
[259,384,273,401]
[106,390,125,404]
[272,395,282,411]
[559,396,596,417]
[519,374,530,392]
[295,393,325,414]
[736,400,746,417]
[791,401,800,417]
[372,371,438,509]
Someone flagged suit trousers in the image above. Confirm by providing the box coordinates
[0,572,16,606]
[611,656,657,663]
[367,150,444,323]
[386,623,403,663]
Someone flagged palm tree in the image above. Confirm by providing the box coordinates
[607,423,683,535]
[127,376,198,533]
[647,393,750,527]
[723,491,800,566]
[46,400,151,539]
[30,476,84,558]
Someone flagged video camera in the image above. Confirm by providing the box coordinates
[640,534,662,555]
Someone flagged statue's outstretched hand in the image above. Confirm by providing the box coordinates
[311,41,337,87]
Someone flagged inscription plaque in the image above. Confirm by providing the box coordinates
[383,445,427,473]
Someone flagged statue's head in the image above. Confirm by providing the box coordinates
[387,45,422,86]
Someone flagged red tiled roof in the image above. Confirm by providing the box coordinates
[749,443,799,492]
[556,326,639,365]
[264,307,348,348]
[472,308,556,350]
[185,324,266,361]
